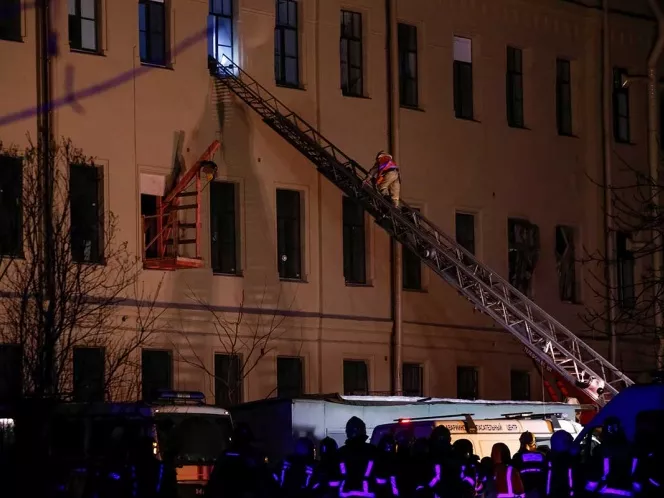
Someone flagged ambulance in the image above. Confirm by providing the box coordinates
[370,412,584,458]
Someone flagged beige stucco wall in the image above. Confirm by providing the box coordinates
[0,0,659,404]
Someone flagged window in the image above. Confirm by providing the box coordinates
[508,218,540,297]
[70,164,103,263]
[141,349,172,402]
[340,10,363,97]
[403,207,422,290]
[215,353,242,406]
[73,347,105,402]
[208,0,233,65]
[616,232,636,309]
[506,46,524,127]
[68,0,99,52]
[343,360,368,395]
[343,196,366,285]
[555,225,577,303]
[277,356,303,398]
[613,68,630,143]
[210,181,238,275]
[510,370,530,401]
[455,212,475,255]
[457,366,478,400]
[453,36,473,120]
[398,23,418,107]
[139,0,166,66]
[276,189,302,280]
[275,0,299,87]
[556,58,573,135]
[0,155,23,257]
[0,344,22,402]
[141,194,158,259]
[0,0,21,41]
[402,363,423,396]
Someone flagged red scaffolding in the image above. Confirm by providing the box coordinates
[142,140,220,270]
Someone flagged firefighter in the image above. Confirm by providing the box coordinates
[488,443,525,498]
[423,426,461,498]
[336,417,380,498]
[205,423,273,498]
[545,430,577,498]
[364,151,401,207]
[274,437,317,498]
[312,437,340,498]
[512,431,547,498]
[453,439,480,498]
[375,434,399,498]
[584,417,639,498]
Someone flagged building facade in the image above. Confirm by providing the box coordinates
[0,0,659,404]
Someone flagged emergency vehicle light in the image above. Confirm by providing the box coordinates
[157,390,206,401]
[398,418,412,424]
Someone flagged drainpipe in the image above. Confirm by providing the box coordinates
[386,0,402,395]
[646,0,664,370]
[601,0,618,366]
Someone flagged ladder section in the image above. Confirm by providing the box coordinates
[208,57,633,406]
[142,141,220,270]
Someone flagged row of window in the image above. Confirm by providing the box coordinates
[0,344,533,403]
[0,0,632,140]
[0,153,635,307]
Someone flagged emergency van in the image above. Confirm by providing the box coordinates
[370,412,583,458]
[3,391,232,498]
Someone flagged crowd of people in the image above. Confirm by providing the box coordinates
[207,415,662,498]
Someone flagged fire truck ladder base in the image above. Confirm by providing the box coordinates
[142,140,220,270]
[209,56,634,406]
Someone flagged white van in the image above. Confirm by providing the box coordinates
[370,413,583,459]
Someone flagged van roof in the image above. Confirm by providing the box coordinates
[380,418,560,435]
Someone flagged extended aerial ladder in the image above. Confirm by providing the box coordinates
[208,57,634,406]
[142,140,220,270]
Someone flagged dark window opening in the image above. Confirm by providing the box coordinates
[616,232,636,309]
[510,370,530,401]
[0,0,21,42]
[403,208,422,290]
[508,218,540,297]
[0,155,23,257]
[453,36,473,120]
[215,353,242,406]
[0,344,22,402]
[70,164,103,264]
[208,0,233,65]
[343,360,368,395]
[275,0,299,87]
[613,68,630,143]
[343,196,366,285]
[139,0,166,66]
[277,356,303,398]
[398,23,418,108]
[403,363,423,397]
[210,181,239,275]
[141,349,172,402]
[455,212,476,255]
[276,189,302,280]
[68,0,99,52]
[141,194,158,259]
[556,58,573,136]
[73,347,105,402]
[457,366,479,400]
[506,46,524,128]
[555,225,577,303]
[340,10,363,97]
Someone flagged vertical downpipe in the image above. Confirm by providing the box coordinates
[386,0,402,395]
[315,0,325,393]
[646,0,664,370]
[601,0,618,366]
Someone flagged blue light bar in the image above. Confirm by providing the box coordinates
[157,390,206,401]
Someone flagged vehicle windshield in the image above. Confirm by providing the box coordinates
[155,413,232,464]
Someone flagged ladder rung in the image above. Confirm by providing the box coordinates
[177,191,198,198]
[165,239,197,245]
[168,204,197,211]
[179,223,197,229]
